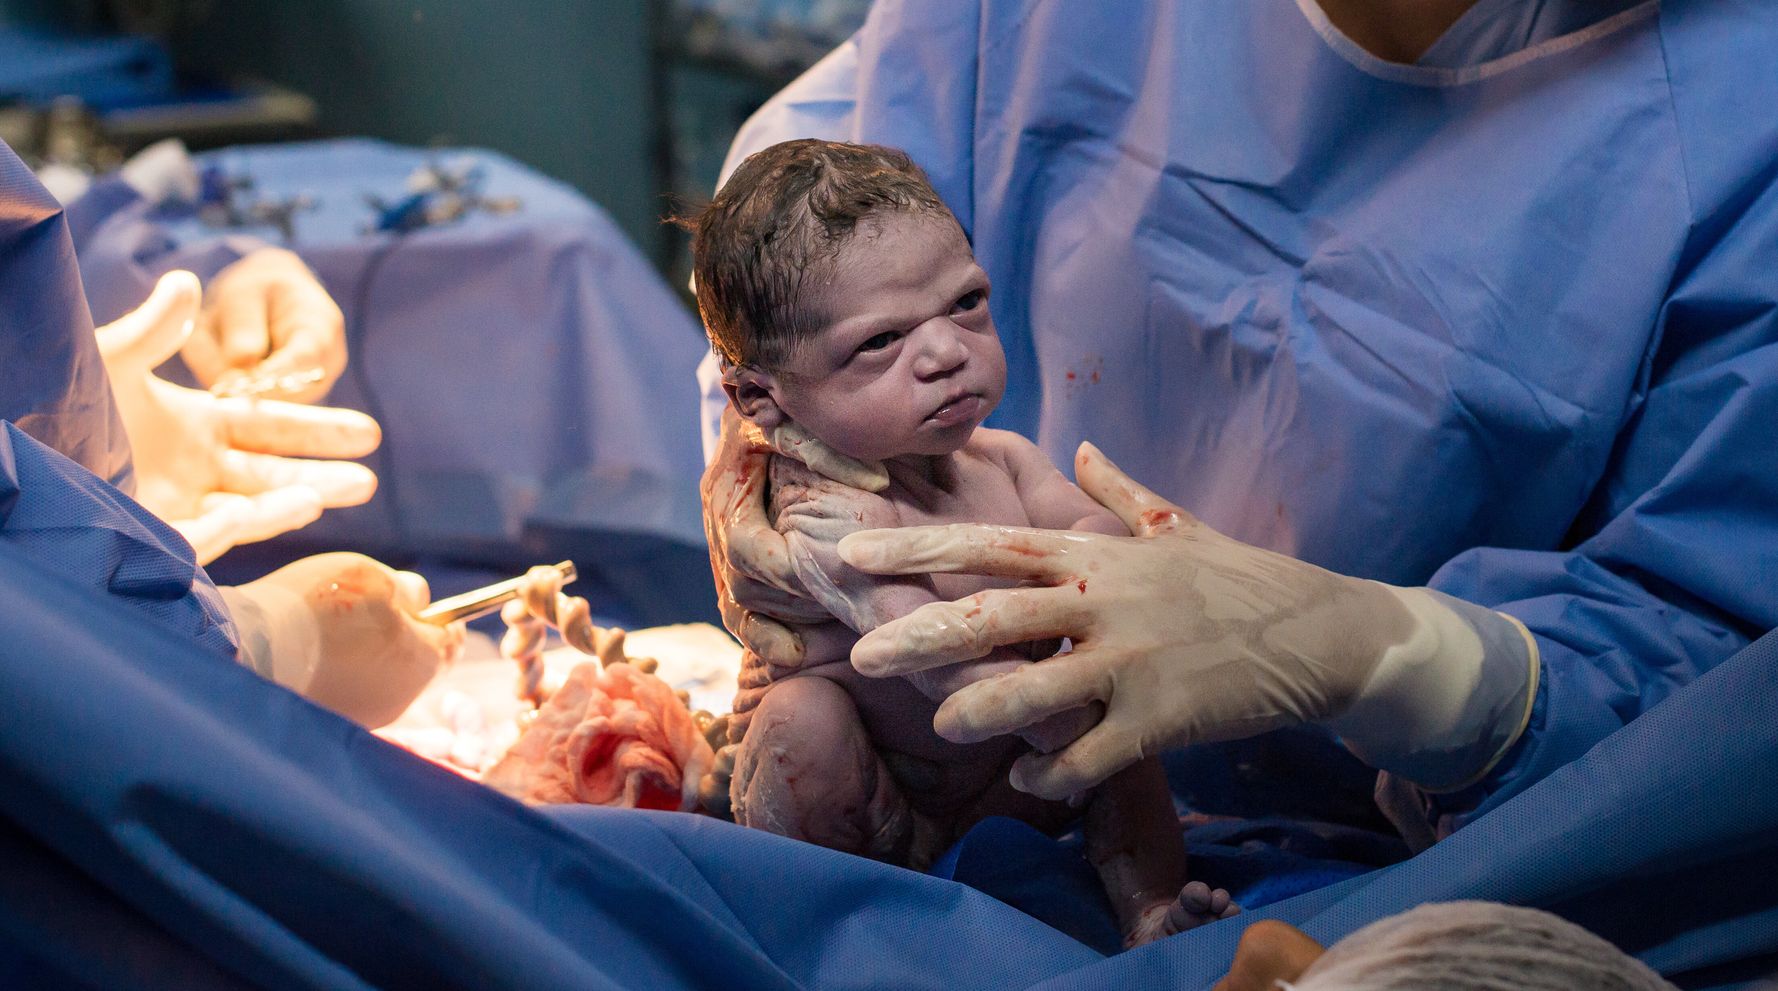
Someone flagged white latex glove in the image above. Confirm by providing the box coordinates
[219,552,465,728]
[179,247,347,402]
[837,442,1539,799]
[96,271,381,564]
[701,405,887,669]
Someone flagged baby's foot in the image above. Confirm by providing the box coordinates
[698,743,738,820]
[1124,882,1240,947]
[1165,881,1240,934]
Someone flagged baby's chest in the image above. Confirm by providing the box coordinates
[885,463,1034,600]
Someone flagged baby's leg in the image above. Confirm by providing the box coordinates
[729,676,944,867]
[1085,757,1240,948]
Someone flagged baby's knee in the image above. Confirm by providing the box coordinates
[746,676,867,755]
[731,678,873,822]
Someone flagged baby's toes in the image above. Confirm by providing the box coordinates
[1218,893,1242,920]
[1165,881,1240,934]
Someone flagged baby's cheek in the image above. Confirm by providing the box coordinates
[788,385,915,461]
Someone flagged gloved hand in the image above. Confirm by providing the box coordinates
[96,271,381,565]
[219,552,465,728]
[701,405,886,670]
[837,442,1539,800]
[179,247,347,402]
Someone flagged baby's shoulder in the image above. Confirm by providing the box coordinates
[966,426,1042,459]
[962,427,1051,476]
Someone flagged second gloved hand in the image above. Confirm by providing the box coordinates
[220,553,465,728]
[96,271,381,564]
[838,442,1538,800]
[701,405,884,672]
[179,247,348,402]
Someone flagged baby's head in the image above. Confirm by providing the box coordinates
[683,139,1004,462]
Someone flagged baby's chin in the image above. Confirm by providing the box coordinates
[860,426,980,462]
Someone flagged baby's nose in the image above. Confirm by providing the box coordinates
[912,320,970,378]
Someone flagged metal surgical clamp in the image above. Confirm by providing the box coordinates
[418,560,577,625]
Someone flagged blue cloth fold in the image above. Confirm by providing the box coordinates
[3,539,1774,988]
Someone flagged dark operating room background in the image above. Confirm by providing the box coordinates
[0,0,870,625]
[0,0,868,291]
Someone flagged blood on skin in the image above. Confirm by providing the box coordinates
[1077,579,1087,594]
[311,573,383,614]
[1139,509,1180,530]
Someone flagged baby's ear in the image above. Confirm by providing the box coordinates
[721,365,787,432]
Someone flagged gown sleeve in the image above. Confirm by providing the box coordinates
[1404,111,1778,840]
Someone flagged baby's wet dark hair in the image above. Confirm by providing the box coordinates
[674,140,954,370]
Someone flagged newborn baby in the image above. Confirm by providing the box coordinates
[685,139,1236,945]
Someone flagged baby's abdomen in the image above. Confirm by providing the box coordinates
[773,657,1026,814]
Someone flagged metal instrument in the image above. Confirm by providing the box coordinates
[418,560,577,625]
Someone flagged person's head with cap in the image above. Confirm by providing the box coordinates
[1216,901,1677,991]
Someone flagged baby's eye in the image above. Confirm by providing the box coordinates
[951,289,986,315]
[858,331,901,353]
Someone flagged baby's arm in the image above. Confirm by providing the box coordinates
[985,431,1129,536]
[773,461,1091,749]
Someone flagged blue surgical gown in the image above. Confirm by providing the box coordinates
[705,0,1778,831]
[0,140,237,660]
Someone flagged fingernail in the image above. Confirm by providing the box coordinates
[849,634,890,675]
[836,531,884,569]
[1007,762,1031,793]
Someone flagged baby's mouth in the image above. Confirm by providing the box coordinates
[926,392,984,428]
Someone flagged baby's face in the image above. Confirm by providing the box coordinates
[770,212,1005,462]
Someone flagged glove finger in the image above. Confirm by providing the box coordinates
[769,420,888,492]
[1074,441,1197,537]
[1008,721,1142,800]
[94,270,201,371]
[932,650,1107,744]
[725,522,806,599]
[701,422,810,599]
[728,572,830,624]
[853,586,1095,677]
[836,524,1084,582]
[391,569,432,615]
[217,449,377,507]
[211,276,273,368]
[172,487,324,564]
[254,286,347,401]
[215,396,381,458]
[734,611,805,669]
[181,313,229,388]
